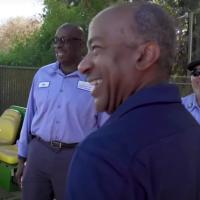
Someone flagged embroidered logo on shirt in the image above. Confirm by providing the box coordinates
[77,81,94,92]
[39,82,50,88]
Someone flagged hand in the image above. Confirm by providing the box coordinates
[15,158,26,188]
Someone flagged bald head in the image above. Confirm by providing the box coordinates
[54,23,86,73]
[90,2,176,73]
[57,23,84,41]
[78,2,176,113]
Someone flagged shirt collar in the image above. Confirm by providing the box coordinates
[49,61,86,80]
[108,82,181,122]
[188,93,200,111]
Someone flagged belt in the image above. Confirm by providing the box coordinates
[34,136,78,149]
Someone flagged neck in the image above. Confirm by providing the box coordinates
[136,70,169,93]
[60,63,77,74]
[196,93,200,106]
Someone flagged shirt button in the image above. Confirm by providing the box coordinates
[60,89,63,92]
[57,105,61,108]
[188,103,193,108]
[56,121,60,124]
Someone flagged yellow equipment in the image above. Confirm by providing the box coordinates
[0,109,21,145]
[0,107,25,191]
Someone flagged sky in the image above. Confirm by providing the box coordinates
[0,0,44,24]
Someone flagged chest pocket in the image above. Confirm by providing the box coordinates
[35,82,50,109]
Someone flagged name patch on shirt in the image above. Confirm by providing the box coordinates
[77,81,94,92]
[39,82,50,88]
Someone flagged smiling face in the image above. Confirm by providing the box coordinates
[54,25,84,72]
[78,3,173,113]
[78,9,144,113]
[191,65,200,97]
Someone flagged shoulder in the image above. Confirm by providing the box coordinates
[33,62,57,81]
[181,93,195,108]
[132,124,200,173]
[36,62,57,75]
[182,93,195,102]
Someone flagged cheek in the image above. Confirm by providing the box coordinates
[93,54,110,74]
[92,50,123,90]
[192,78,200,89]
[96,56,121,83]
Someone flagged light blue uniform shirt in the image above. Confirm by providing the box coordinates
[18,62,109,158]
[182,93,200,124]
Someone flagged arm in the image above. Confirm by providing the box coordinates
[15,78,36,186]
[17,80,36,158]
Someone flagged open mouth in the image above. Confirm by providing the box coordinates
[89,79,103,95]
[56,52,64,58]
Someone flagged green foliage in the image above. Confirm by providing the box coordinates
[0,0,121,67]
[0,0,199,73]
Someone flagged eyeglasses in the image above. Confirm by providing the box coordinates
[53,37,82,45]
[191,70,200,77]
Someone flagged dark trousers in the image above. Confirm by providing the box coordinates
[22,138,76,200]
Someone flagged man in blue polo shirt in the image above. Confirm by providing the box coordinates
[15,23,109,200]
[67,2,200,200]
[182,60,200,124]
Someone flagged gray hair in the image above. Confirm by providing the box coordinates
[133,2,176,73]
[109,2,176,74]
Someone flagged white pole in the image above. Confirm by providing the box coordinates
[188,12,193,63]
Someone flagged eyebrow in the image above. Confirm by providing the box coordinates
[87,36,103,47]
[54,36,82,40]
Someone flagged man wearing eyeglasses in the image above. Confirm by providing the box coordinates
[15,23,109,200]
[182,60,200,124]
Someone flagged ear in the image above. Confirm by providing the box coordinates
[135,41,160,71]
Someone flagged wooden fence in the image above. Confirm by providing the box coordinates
[0,66,193,114]
[0,66,37,114]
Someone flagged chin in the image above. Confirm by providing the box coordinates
[95,99,106,113]
[95,104,104,112]
[57,58,63,64]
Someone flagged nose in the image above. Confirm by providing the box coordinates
[78,54,92,74]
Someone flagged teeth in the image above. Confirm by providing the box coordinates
[90,85,95,92]
[90,79,102,86]
[57,52,63,56]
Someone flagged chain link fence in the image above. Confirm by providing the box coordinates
[170,75,192,97]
